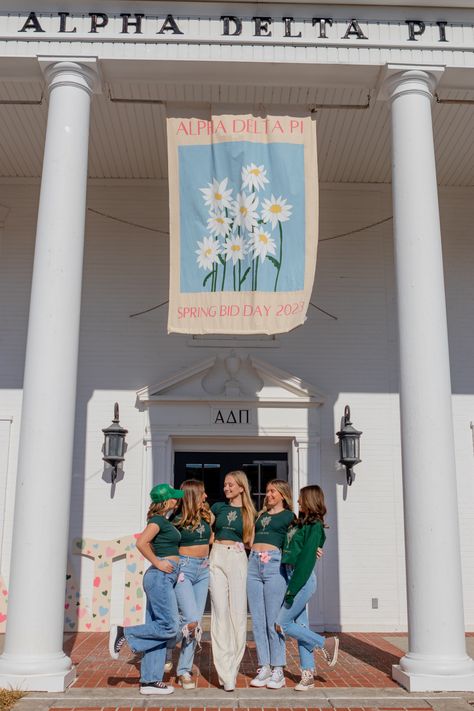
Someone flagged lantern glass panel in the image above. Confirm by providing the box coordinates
[106,433,124,458]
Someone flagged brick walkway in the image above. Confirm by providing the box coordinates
[66,632,403,689]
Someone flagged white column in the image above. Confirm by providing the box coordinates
[0,60,99,692]
[385,67,474,691]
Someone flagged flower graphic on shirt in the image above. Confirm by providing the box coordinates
[260,515,271,530]
[227,510,238,525]
[286,527,297,544]
[196,523,205,538]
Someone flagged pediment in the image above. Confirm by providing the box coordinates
[136,353,324,405]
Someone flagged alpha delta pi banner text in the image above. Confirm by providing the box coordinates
[167,105,318,334]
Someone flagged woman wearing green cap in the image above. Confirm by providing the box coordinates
[108,483,184,696]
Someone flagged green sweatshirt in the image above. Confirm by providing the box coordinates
[281,520,326,605]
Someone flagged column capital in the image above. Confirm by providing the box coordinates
[378,64,444,103]
[38,57,102,96]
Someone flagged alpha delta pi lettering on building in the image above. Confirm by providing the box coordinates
[166,106,318,335]
[8,12,459,46]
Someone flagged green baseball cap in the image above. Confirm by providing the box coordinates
[150,483,184,503]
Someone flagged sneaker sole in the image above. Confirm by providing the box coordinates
[326,637,339,667]
[266,681,286,689]
[250,679,271,687]
[178,681,196,690]
[139,686,174,695]
[295,684,315,691]
[108,625,119,660]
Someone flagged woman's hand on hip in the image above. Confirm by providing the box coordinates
[155,559,175,573]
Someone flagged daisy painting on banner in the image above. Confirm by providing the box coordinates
[166,106,319,335]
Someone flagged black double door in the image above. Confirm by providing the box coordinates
[173,451,288,510]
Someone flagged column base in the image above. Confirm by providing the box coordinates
[392,664,474,692]
[0,651,76,691]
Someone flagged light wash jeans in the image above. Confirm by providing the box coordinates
[275,567,325,671]
[247,550,287,667]
[174,555,210,675]
[124,562,180,683]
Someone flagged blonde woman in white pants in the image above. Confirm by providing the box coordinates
[209,471,256,691]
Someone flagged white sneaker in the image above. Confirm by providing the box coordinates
[322,636,339,667]
[250,665,272,687]
[223,681,235,691]
[266,666,286,689]
[164,660,173,673]
[294,669,315,691]
[139,681,174,695]
[178,672,196,690]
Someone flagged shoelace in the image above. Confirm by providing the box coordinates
[116,636,126,652]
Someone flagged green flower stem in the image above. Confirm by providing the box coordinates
[274,221,284,292]
[255,256,260,290]
[221,258,227,291]
[238,260,242,291]
[251,257,255,291]
[233,264,236,291]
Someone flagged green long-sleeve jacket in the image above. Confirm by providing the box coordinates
[281,520,326,605]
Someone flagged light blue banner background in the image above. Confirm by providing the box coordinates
[178,140,306,293]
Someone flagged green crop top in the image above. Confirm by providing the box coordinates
[174,516,212,547]
[148,515,181,557]
[211,502,243,542]
[253,509,295,549]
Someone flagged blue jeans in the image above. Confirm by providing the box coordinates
[247,550,287,667]
[124,563,179,683]
[275,568,325,672]
[175,555,210,675]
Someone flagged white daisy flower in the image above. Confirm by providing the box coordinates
[195,236,221,271]
[261,194,292,229]
[207,212,232,238]
[250,229,277,263]
[199,177,233,212]
[223,235,247,265]
[241,163,269,192]
[231,192,259,232]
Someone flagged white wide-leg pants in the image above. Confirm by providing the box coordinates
[209,543,248,688]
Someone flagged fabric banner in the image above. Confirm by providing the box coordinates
[167,105,318,334]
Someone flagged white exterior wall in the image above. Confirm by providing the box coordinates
[0,180,473,631]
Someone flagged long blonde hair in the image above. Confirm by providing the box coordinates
[261,479,293,514]
[225,470,257,545]
[175,479,211,529]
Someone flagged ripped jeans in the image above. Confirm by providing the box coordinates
[174,555,210,675]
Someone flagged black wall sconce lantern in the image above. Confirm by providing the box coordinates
[102,402,128,484]
[337,405,362,485]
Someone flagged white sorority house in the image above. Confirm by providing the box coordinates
[0,0,474,695]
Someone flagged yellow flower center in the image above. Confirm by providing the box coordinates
[270,204,282,214]
[231,245,241,252]
[214,192,222,200]
[250,168,261,176]
[205,248,212,257]
[240,207,248,216]
[216,217,224,224]
[259,233,268,244]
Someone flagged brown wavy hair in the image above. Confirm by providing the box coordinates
[147,500,170,520]
[225,470,257,545]
[295,485,328,527]
[261,479,293,514]
[175,479,211,529]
